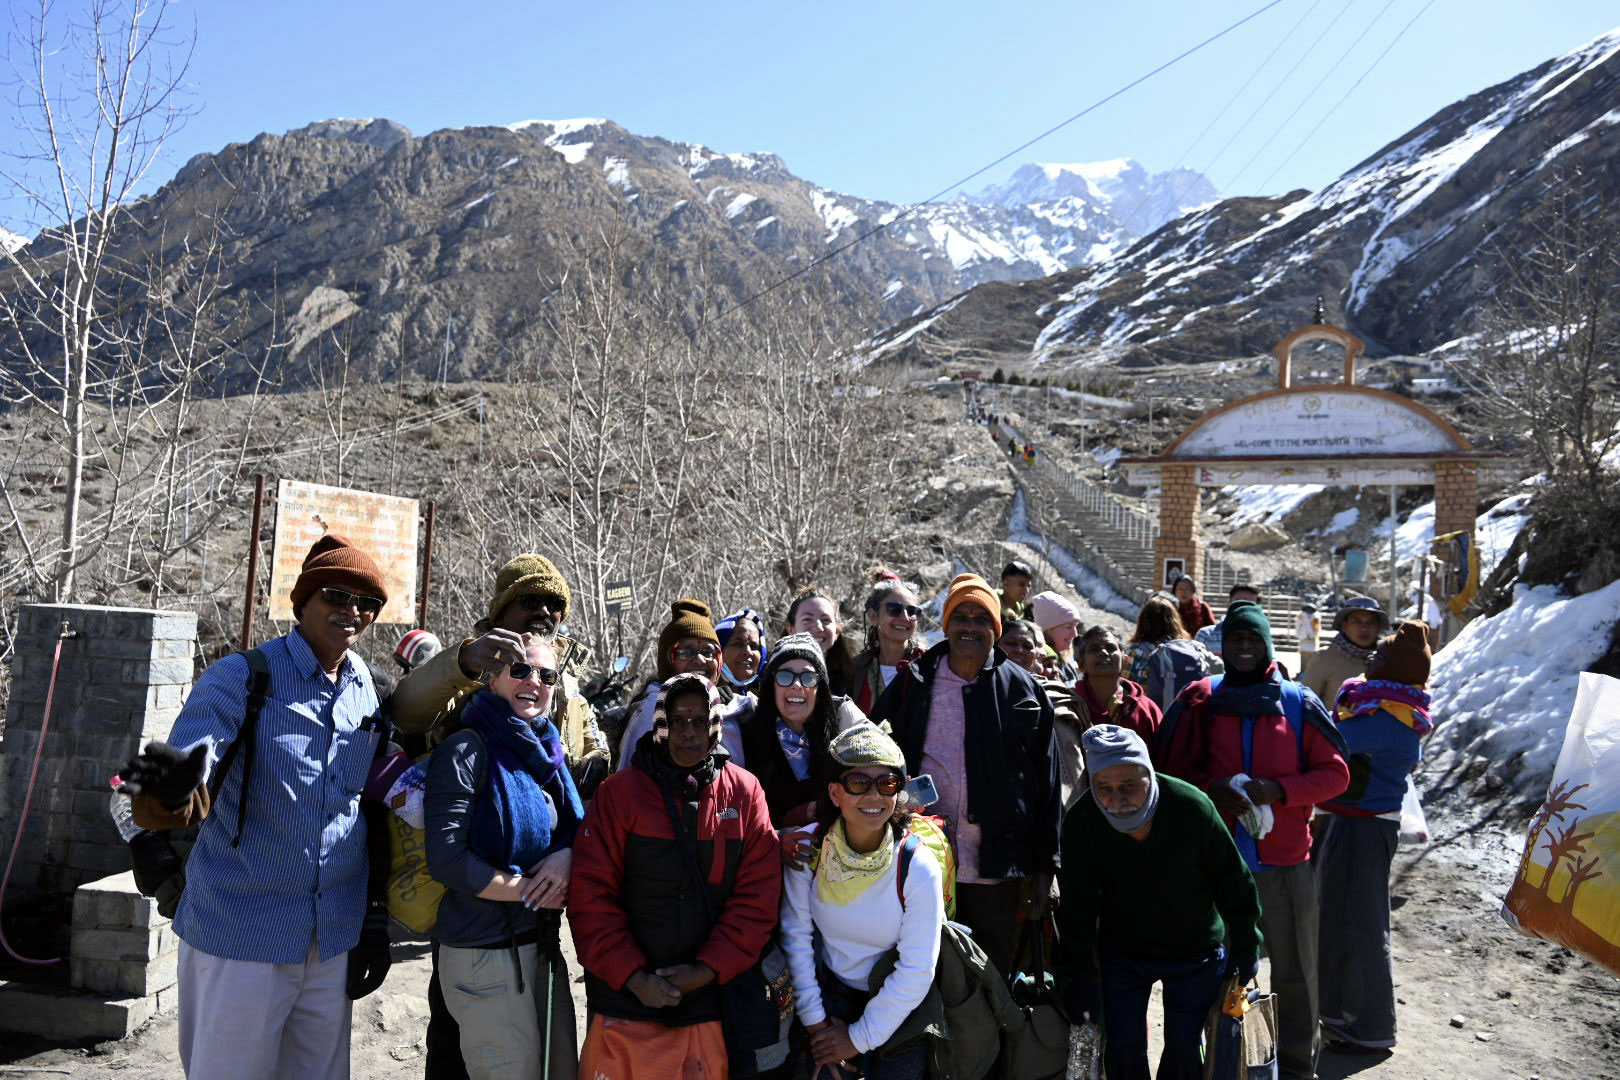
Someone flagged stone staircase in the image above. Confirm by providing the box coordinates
[996,421,1304,649]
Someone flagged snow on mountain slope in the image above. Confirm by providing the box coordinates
[1017,27,1620,362]
[971,159,1219,237]
[0,227,26,254]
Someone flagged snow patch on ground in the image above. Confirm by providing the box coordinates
[1325,507,1360,534]
[1427,578,1620,816]
[810,190,859,242]
[1220,484,1325,527]
[724,193,757,220]
[603,157,632,191]
[462,192,493,211]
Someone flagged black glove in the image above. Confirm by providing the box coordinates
[346,905,392,1000]
[119,741,209,809]
[1224,953,1260,983]
[127,831,183,897]
[1059,977,1102,1024]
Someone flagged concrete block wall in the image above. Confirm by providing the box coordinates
[0,603,198,900]
[71,870,179,1010]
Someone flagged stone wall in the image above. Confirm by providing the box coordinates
[0,603,198,901]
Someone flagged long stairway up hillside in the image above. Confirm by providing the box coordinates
[994,421,1302,648]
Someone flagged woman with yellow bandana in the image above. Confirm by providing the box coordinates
[779,721,943,1079]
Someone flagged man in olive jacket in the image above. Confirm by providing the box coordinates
[869,572,1061,976]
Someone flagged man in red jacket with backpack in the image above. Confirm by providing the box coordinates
[1155,601,1349,1080]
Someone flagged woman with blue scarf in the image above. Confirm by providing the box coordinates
[426,636,585,1080]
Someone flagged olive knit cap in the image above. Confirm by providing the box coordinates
[290,535,388,616]
[943,573,1003,638]
[656,597,720,681]
[1221,600,1274,663]
[487,554,572,626]
[827,719,906,772]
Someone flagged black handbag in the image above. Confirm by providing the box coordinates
[1003,919,1070,1080]
[658,783,793,1078]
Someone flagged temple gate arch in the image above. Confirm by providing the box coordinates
[1121,322,1505,626]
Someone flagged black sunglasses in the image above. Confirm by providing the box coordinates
[837,772,903,796]
[319,587,384,615]
[509,661,560,685]
[517,594,566,614]
[883,601,922,619]
[774,669,819,688]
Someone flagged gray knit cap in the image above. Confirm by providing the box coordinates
[763,632,828,686]
[1082,724,1160,833]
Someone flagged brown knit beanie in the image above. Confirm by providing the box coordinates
[487,554,572,626]
[290,535,388,617]
[942,573,1002,638]
[656,598,720,681]
[1367,620,1431,686]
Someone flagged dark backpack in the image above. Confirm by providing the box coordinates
[1146,639,1214,712]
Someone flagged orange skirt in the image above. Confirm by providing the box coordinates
[578,1015,728,1080]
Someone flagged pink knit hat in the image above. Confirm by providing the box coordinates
[1030,591,1081,631]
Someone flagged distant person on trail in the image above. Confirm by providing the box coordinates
[1030,590,1082,682]
[785,585,861,698]
[1155,601,1350,1080]
[846,570,927,714]
[425,634,584,1079]
[997,560,1035,624]
[741,633,864,827]
[1296,604,1322,660]
[1056,725,1262,1080]
[117,536,389,1079]
[1316,621,1433,1057]
[617,598,753,769]
[1303,596,1389,708]
[571,674,782,1078]
[1194,582,1263,656]
[869,573,1061,976]
[1127,595,1222,712]
[1172,575,1217,634]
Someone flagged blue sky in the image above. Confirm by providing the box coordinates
[3,0,1617,233]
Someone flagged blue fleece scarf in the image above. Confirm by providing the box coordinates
[462,689,584,874]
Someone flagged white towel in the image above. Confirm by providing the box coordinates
[1228,773,1275,840]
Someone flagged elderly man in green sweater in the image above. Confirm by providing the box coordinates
[1057,724,1263,1080]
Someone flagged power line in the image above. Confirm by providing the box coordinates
[1112,0,1329,233]
[1255,0,1439,192]
[703,0,1288,327]
[1224,0,1401,195]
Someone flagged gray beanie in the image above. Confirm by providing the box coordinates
[1082,724,1160,833]
[763,632,828,686]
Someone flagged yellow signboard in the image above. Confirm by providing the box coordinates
[268,480,420,624]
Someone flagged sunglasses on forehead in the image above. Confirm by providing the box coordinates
[836,772,903,796]
[319,587,384,615]
[508,661,560,685]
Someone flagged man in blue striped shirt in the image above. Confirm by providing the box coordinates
[121,535,390,1079]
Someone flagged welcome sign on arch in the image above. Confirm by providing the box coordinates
[1120,322,1504,622]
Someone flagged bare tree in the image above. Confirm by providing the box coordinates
[0,0,196,600]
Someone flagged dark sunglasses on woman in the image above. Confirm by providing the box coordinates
[883,601,922,619]
[509,661,560,685]
[837,772,904,796]
[773,669,819,688]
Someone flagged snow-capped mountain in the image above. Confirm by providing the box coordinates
[867,28,1620,366]
[0,227,27,254]
[967,159,1219,237]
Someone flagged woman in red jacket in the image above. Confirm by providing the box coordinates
[1172,576,1217,634]
[570,673,782,1079]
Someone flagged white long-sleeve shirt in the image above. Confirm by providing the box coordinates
[780,826,944,1053]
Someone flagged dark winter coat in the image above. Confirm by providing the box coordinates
[868,641,1061,879]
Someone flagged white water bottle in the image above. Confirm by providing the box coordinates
[108,781,146,843]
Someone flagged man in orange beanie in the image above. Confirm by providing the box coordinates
[870,573,1059,976]
[117,534,390,1078]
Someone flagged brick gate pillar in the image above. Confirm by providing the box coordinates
[1153,464,1201,592]
[1434,461,1478,539]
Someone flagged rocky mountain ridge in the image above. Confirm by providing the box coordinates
[866,28,1620,370]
